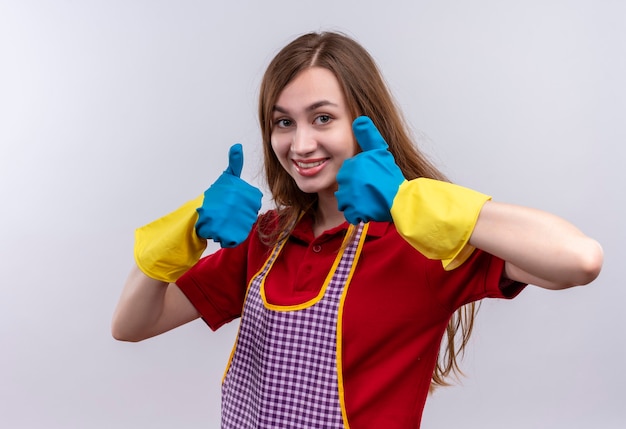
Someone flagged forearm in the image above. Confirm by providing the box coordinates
[111,145,260,342]
[111,265,199,342]
[470,201,603,289]
[334,117,603,288]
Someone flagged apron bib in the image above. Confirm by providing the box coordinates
[221,222,367,428]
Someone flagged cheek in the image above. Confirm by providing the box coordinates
[270,133,290,163]
[338,132,359,158]
[335,124,358,157]
[350,137,359,156]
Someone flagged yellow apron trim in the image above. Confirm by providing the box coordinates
[221,235,290,383]
[336,222,369,428]
[221,221,367,392]
[261,224,358,312]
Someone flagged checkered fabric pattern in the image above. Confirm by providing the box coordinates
[221,224,365,428]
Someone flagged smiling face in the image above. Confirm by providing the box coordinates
[270,67,357,198]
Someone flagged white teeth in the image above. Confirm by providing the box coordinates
[296,160,324,168]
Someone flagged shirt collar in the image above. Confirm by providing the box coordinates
[290,213,389,244]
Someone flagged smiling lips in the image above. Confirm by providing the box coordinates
[293,158,329,176]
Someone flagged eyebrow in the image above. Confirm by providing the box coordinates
[272,100,339,114]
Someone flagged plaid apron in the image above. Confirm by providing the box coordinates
[221,223,367,428]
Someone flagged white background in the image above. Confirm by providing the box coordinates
[1,1,624,428]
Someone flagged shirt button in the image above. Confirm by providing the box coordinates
[312,244,322,253]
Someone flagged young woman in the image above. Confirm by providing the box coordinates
[112,31,603,428]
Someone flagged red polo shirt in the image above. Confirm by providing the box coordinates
[176,212,525,428]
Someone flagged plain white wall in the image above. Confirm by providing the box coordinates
[1,1,624,428]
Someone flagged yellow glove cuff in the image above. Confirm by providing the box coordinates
[134,195,207,283]
[390,178,491,270]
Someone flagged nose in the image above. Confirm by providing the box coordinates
[291,126,316,155]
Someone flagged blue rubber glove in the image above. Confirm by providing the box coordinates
[335,116,405,224]
[195,144,263,248]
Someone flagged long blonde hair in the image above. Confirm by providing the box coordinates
[257,31,477,390]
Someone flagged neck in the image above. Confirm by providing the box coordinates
[313,192,345,237]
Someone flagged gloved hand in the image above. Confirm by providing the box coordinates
[335,116,492,270]
[195,143,263,248]
[134,144,262,283]
[335,116,405,224]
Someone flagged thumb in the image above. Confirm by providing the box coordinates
[352,116,389,152]
[225,143,243,177]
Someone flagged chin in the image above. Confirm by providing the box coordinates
[293,180,330,195]
[289,168,338,195]
[295,184,323,194]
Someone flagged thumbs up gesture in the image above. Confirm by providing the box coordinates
[195,144,263,247]
[336,117,406,224]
